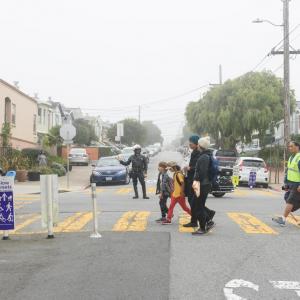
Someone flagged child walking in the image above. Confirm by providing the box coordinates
[162,162,191,225]
[156,162,172,223]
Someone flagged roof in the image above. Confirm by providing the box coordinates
[239,157,264,161]
[0,79,37,104]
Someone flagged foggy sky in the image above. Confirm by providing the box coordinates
[1,0,300,143]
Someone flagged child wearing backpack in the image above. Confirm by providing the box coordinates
[162,162,191,225]
[155,162,172,223]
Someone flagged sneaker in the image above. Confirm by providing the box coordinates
[143,196,150,199]
[206,220,215,232]
[162,219,172,225]
[183,222,198,228]
[272,216,286,227]
[208,211,216,221]
[132,196,139,199]
[156,217,166,223]
[192,228,207,235]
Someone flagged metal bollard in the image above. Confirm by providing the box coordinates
[90,183,101,239]
[46,176,54,239]
[2,230,9,240]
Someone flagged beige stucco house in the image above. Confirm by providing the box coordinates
[0,79,38,149]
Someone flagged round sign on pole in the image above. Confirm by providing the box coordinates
[60,124,76,142]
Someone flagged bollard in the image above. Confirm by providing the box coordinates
[46,176,54,239]
[90,183,101,239]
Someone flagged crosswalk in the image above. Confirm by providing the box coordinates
[6,210,300,236]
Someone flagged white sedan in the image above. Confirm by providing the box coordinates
[235,157,269,188]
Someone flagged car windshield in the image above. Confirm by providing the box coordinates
[216,150,236,157]
[243,160,265,168]
[71,149,86,154]
[97,159,120,167]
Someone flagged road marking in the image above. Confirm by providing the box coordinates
[232,190,248,197]
[224,279,259,300]
[84,188,104,195]
[113,211,137,231]
[11,214,41,234]
[227,212,278,234]
[54,212,83,232]
[61,212,93,232]
[255,190,277,197]
[147,187,156,194]
[113,211,150,231]
[116,188,132,194]
[179,213,196,233]
[286,215,300,227]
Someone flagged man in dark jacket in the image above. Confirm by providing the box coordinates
[191,137,216,235]
[119,144,149,199]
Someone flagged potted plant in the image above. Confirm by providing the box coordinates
[27,167,41,181]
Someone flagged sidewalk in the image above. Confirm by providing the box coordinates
[14,166,91,194]
[268,168,284,192]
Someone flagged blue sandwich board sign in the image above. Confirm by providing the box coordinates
[0,177,15,230]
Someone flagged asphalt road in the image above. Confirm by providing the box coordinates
[1,151,300,300]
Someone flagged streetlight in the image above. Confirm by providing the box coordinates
[252,18,283,27]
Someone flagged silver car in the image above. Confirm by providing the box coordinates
[69,148,89,166]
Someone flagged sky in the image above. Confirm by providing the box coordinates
[1,0,300,143]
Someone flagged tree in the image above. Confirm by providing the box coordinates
[186,71,295,149]
[142,121,163,145]
[43,126,63,148]
[107,119,146,146]
[73,119,97,146]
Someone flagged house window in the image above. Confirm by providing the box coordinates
[4,97,11,123]
[33,115,37,134]
[11,104,16,126]
[38,108,42,124]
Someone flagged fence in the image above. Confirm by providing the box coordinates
[0,147,13,158]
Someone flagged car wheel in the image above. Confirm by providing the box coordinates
[212,193,225,198]
[263,183,269,189]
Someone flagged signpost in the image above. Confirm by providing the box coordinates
[116,123,124,144]
[60,122,76,189]
[0,177,15,240]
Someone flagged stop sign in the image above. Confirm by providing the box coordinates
[60,124,76,143]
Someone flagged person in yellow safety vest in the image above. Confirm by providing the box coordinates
[272,141,300,226]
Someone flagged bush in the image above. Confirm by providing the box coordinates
[21,148,49,168]
[0,149,29,171]
[258,146,284,168]
[48,155,67,165]
[51,162,66,177]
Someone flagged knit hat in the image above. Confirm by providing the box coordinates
[198,137,210,149]
[189,135,200,145]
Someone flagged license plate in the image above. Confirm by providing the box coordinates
[106,177,113,181]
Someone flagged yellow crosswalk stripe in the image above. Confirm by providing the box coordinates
[127,211,150,231]
[61,212,93,232]
[11,214,41,234]
[286,215,300,227]
[228,212,278,234]
[147,187,156,194]
[54,212,83,232]
[179,213,196,233]
[116,188,132,194]
[113,211,137,231]
[113,211,150,231]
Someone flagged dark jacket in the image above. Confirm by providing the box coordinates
[156,172,171,196]
[194,149,211,186]
[187,149,201,181]
[120,154,148,173]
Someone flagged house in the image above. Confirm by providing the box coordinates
[0,79,38,149]
[83,115,110,143]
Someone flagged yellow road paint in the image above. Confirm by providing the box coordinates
[128,211,150,231]
[113,211,150,231]
[116,188,132,195]
[113,211,137,231]
[255,190,277,197]
[228,212,278,234]
[11,214,41,234]
[287,215,300,227]
[147,187,156,194]
[54,212,83,232]
[61,212,93,232]
[84,188,104,195]
[179,213,196,233]
[233,190,248,197]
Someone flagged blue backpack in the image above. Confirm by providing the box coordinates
[209,156,219,183]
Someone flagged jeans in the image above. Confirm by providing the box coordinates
[193,185,212,230]
[159,195,169,218]
[167,196,191,221]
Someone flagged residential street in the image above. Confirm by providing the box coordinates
[1,151,300,300]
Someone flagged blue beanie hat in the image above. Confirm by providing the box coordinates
[189,135,200,145]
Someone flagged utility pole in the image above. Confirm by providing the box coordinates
[219,64,223,85]
[271,0,300,166]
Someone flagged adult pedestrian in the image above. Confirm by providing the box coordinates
[119,144,149,199]
[272,141,300,226]
[191,137,215,235]
[37,150,47,167]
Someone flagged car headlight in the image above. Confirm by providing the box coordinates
[92,171,102,176]
[118,170,126,175]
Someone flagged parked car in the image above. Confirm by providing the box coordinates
[142,148,150,163]
[69,148,89,166]
[90,156,130,185]
[213,149,238,168]
[235,157,269,188]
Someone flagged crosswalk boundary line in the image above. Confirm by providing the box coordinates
[179,213,196,233]
[113,211,137,231]
[128,211,150,231]
[62,212,93,232]
[11,214,41,234]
